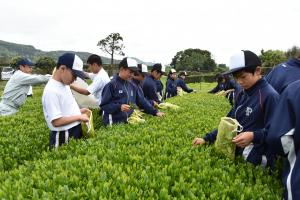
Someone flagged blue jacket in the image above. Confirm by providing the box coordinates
[165,78,177,98]
[175,77,193,93]
[131,79,155,107]
[267,80,300,200]
[156,80,163,96]
[266,58,300,94]
[209,82,225,94]
[100,76,157,126]
[142,75,161,103]
[204,78,279,166]
[224,79,242,105]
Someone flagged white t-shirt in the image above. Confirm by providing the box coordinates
[42,79,81,131]
[87,68,110,105]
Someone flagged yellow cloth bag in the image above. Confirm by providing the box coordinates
[215,117,243,160]
[81,109,95,138]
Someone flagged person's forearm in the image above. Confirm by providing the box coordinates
[70,84,90,95]
[52,115,81,127]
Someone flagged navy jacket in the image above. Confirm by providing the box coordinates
[165,78,177,98]
[156,80,163,96]
[100,76,157,126]
[175,77,193,93]
[224,79,242,105]
[266,58,300,94]
[267,80,300,200]
[142,75,161,103]
[131,79,155,107]
[204,78,279,166]
[209,82,225,94]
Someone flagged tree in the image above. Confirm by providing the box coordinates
[259,49,287,68]
[0,52,11,65]
[216,64,228,72]
[35,56,56,74]
[10,56,22,69]
[285,46,300,59]
[170,48,217,72]
[97,33,125,66]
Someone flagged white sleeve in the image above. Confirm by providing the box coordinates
[43,91,63,123]
[88,73,97,81]
[87,77,103,95]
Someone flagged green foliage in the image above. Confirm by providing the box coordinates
[259,49,287,74]
[171,49,217,72]
[9,56,23,69]
[285,46,300,59]
[35,56,56,74]
[97,33,125,66]
[0,83,283,199]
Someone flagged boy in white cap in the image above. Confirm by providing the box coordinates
[42,53,89,149]
[193,50,279,167]
[0,58,50,116]
[100,58,164,126]
[176,71,194,93]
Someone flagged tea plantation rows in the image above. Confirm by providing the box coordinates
[0,82,283,199]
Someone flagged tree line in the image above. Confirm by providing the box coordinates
[1,33,299,75]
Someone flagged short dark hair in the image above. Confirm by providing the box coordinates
[87,54,102,66]
[233,65,257,77]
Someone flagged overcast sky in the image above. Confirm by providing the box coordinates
[0,0,299,65]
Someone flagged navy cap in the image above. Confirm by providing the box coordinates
[151,63,166,74]
[224,50,261,75]
[17,58,35,67]
[57,53,86,79]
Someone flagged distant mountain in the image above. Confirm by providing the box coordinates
[0,40,119,64]
[0,40,157,67]
[129,57,155,67]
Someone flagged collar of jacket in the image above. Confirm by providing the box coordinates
[287,58,300,67]
[132,78,140,85]
[244,78,268,96]
[149,75,156,81]
[116,75,127,84]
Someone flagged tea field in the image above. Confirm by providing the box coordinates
[0,82,283,199]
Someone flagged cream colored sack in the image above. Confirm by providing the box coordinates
[71,78,98,109]
[81,109,95,138]
[215,117,243,160]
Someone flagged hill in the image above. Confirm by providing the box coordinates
[0,40,118,64]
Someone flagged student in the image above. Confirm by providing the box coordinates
[100,58,164,126]
[131,63,156,107]
[265,50,300,94]
[223,74,241,106]
[165,69,178,99]
[142,63,165,104]
[42,53,89,149]
[175,71,194,93]
[132,63,148,96]
[0,58,50,116]
[208,73,226,94]
[267,80,300,200]
[156,80,164,102]
[193,50,279,167]
[70,54,110,105]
